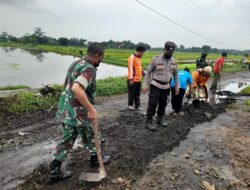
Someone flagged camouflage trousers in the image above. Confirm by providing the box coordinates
[53,122,97,161]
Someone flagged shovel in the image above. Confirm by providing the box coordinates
[79,120,107,182]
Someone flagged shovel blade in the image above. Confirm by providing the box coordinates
[79,172,106,182]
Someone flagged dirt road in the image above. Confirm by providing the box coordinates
[0,71,249,190]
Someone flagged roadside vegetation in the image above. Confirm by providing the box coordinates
[240,86,250,94]
[227,86,250,110]
[0,85,29,91]
[2,77,128,113]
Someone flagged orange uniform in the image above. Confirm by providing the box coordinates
[128,54,143,82]
[192,70,209,88]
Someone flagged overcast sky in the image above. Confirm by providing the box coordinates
[0,0,250,50]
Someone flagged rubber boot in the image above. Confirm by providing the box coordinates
[47,160,72,184]
[90,154,111,167]
[145,118,157,131]
[155,117,168,127]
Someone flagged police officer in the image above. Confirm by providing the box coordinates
[142,41,179,131]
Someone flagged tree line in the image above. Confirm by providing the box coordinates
[0,28,249,54]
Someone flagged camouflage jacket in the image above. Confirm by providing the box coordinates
[56,58,96,126]
[196,57,208,69]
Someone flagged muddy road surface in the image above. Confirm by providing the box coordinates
[0,71,249,190]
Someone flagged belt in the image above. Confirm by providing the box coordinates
[152,78,170,85]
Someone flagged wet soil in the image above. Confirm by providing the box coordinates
[133,104,250,190]
[15,102,225,190]
[0,71,249,190]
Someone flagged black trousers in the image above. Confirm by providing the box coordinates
[171,87,186,113]
[146,84,170,120]
[127,80,141,108]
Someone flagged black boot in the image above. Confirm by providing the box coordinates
[90,154,111,167]
[155,117,168,127]
[47,160,72,184]
[145,118,157,131]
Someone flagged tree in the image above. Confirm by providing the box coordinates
[179,44,185,51]
[58,37,69,46]
[202,45,211,52]
[0,32,9,42]
[31,27,47,44]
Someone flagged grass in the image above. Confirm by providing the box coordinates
[3,77,128,113]
[245,99,250,106]
[7,92,58,113]
[0,42,242,68]
[96,77,127,96]
[240,86,250,95]
[0,85,29,91]
[222,63,243,73]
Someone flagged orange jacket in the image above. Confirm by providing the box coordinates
[192,70,209,88]
[127,54,143,82]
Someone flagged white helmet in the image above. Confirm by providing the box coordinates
[203,66,212,74]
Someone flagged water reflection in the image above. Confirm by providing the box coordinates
[21,49,45,62]
[0,47,127,88]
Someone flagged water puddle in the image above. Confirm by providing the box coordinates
[0,141,57,190]
[223,81,250,93]
[0,135,84,190]
[210,79,250,104]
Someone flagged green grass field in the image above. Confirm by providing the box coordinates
[0,42,243,69]
[35,45,243,69]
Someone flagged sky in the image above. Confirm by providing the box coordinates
[0,0,250,50]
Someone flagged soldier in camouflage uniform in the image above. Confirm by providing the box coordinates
[196,51,209,69]
[142,41,179,131]
[48,43,110,184]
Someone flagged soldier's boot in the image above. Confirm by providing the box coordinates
[47,160,72,184]
[156,117,168,127]
[90,154,111,167]
[145,118,157,131]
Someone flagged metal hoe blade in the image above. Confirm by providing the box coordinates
[79,120,107,182]
[79,170,107,182]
